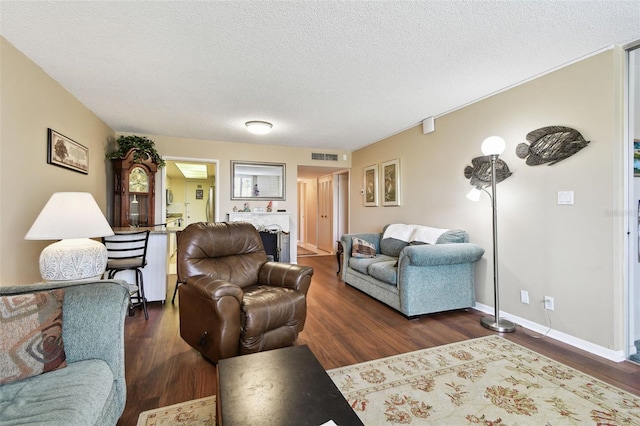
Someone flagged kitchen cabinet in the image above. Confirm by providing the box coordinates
[112,149,158,227]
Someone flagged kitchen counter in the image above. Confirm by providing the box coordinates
[113,225,184,234]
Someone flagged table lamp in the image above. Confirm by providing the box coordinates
[25,192,114,281]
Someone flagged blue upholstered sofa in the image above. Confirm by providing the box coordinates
[341,224,485,317]
[0,279,129,425]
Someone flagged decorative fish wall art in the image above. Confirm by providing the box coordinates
[464,156,512,188]
[516,126,589,166]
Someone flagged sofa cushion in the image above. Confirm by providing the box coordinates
[0,359,114,425]
[380,237,408,257]
[351,237,376,258]
[0,289,67,385]
[368,261,398,285]
[436,229,469,244]
[349,254,396,275]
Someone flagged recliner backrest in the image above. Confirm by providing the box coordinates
[178,222,267,288]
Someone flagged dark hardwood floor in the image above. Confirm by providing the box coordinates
[117,255,640,425]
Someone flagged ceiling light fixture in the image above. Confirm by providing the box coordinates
[245,121,273,135]
[175,162,208,179]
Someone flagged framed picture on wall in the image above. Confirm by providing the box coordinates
[635,140,640,177]
[47,128,89,174]
[363,164,378,207]
[382,158,400,206]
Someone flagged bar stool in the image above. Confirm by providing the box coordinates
[103,230,150,320]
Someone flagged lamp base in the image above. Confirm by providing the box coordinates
[39,238,107,282]
[480,316,516,333]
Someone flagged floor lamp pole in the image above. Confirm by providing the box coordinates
[481,154,516,333]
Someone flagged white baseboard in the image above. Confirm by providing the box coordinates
[473,303,626,363]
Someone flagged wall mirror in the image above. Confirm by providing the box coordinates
[231,161,286,201]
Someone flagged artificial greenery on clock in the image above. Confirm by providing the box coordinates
[106,135,166,168]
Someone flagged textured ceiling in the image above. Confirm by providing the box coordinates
[1,1,639,151]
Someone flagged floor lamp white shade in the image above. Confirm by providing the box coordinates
[481,136,506,156]
[25,192,114,281]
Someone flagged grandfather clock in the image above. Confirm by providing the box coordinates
[112,149,158,227]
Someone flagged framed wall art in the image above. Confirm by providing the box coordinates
[363,164,378,207]
[47,128,89,174]
[382,158,400,206]
[635,140,640,177]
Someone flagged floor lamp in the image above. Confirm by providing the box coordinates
[468,136,516,333]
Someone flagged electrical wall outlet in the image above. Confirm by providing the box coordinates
[544,296,555,311]
[520,290,529,304]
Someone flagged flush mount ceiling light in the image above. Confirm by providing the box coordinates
[245,121,273,135]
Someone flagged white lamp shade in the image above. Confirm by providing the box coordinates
[25,192,114,240]
[481,136,506,156]
[466,187,482,201]
[245,121,273,135]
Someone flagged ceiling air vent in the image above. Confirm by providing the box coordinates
[311,153,338,161]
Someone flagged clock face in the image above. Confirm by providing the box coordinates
[129,167,149,192]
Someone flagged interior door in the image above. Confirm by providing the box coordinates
[317,175,333,252]
[298,182,306,243]
[185,181,208,225]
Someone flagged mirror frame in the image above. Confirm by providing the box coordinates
[231,160,286,201]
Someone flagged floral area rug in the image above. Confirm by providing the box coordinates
[136,396,215,426]
[327,336,640,425]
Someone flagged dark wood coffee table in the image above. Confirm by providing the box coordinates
[217,345,363,425]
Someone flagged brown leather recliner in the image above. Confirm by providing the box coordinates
[177,221,313,363]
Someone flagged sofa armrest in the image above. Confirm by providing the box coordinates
[400,243,485,266]
[258,262,314,295]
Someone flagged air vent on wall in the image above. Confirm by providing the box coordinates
[311,153,338,161]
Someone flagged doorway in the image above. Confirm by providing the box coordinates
[627,44,640,363]
[297,166,349,256]
[162,157,218,276]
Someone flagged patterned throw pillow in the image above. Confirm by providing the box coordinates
[351,237,376,258]
[0,289,67,385]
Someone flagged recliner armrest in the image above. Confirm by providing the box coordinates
[258,262,314,294]
[179,275,245,362]
[186,275,243,303]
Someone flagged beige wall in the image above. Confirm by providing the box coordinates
[117,133,351,250]
[0,37,115,284]
[350,49,625,352]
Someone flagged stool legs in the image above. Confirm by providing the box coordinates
[171,279,181,305]
[135,268,149,320]
[107,268,148,320]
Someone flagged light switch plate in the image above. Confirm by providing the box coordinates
[558,191,574,205]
